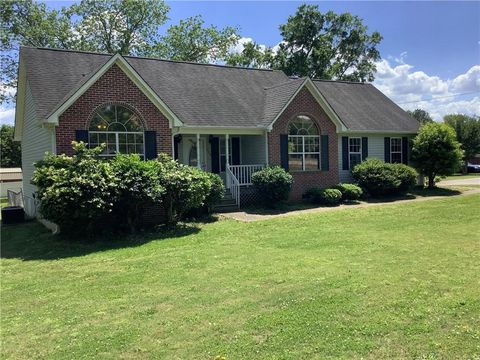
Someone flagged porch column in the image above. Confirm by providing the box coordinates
[225,134,230,167]
[196,133,201,169]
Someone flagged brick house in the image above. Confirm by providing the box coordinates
[15,47,420,208]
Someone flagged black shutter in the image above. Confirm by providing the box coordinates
[362,137,368,160]
[173,135,181,160]
[231,137,240,165]
[280,134,289,171]
[384,137,391,163]
[75,130,89,144]
[342,136,349,170]
[210,137,220,173]
[402,137,409,164]
[144,131,157,160]
[321,135,329,171]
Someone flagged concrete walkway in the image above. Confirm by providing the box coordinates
[222,188,480,222]
[438,177,480,186]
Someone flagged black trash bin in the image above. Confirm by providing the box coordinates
[1,206,25,224]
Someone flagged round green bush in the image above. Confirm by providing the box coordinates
[204,172,225,212]
[304,187,342,205]
[393,164,418,192]
[333,183,363,201]
[351,158,417,197]
[251,166,293,207]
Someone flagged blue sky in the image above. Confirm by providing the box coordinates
[1,1,479,124]
[165,1,478,80]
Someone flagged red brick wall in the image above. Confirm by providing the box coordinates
[268,87,339,201]
[56,64,171,156]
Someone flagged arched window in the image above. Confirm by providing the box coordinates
[288,115,320,171]
[88,104,144,158]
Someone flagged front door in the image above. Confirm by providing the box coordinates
[210,137,240,175]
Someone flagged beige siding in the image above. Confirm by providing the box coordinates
[21,84,54,198]
[241,135,267,165]
[338,134,413,183]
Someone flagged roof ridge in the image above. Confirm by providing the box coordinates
[21,46,280,73]
[312,78,370,85]
[264,77,306,90]
[21,45,112,57]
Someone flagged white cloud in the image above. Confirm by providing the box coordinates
[451,65,480,92]
[374,58,480,121]
[0,107,15,126]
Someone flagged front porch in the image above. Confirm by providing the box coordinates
[172,132,268,208]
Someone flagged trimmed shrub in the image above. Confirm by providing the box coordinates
[32,142,118,235]
[204,172,225,212]
[333,183,363,201]
[156,154,212,224]
[352,158,418,197]
[110,154,165,232]
[251,166,293,207]
[393,164,418,193]
[305,187,342,205]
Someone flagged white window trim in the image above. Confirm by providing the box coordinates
[390,137,402,163]
[348,137,362,170]
[89,131,145,158]
[288,134,321,171]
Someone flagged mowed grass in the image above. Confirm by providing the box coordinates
[1,195,480,359]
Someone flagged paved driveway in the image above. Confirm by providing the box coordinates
[439,177,480,186]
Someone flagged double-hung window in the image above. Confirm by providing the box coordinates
[349,137,362,169]
[390,137,402,163]
[288,115,320,171]
[88,104,145,158]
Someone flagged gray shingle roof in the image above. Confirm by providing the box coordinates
[20,47,419,133]
[262,78,306,126]
[313,80,420,132]
[21,47,110,121]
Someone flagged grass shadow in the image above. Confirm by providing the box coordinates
[1,220,202,261]
[409,186,462,197]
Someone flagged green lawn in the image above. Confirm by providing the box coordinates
[440,173,480,181]
[2,195,480,359]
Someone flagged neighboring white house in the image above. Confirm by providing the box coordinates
[0,168,23,198]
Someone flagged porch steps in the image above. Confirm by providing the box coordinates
[213,190,239,213]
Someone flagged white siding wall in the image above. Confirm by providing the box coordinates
[21,85,54,198]
[338,133,413,183]
[241,135,266,165]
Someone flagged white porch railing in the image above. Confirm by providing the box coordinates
[228,164,265,186]
[226,166,240,207]
[225,164,265,208]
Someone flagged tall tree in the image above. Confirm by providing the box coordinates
[444,114,480,173]
[407,109,433,124]
[148,16,238,62]
[67,0,169,55]
[0,0,76,104]
[0,0,240,104]
[227,4,382,81]
[411,122,463,188]
[0,125,21,167]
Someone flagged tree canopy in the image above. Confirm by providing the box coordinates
[411,122,463,188]
[407,109,433,124]
[0,0,239,104]
[0,125,21,167]
[444,114,480,171]
[226,4,382,81]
